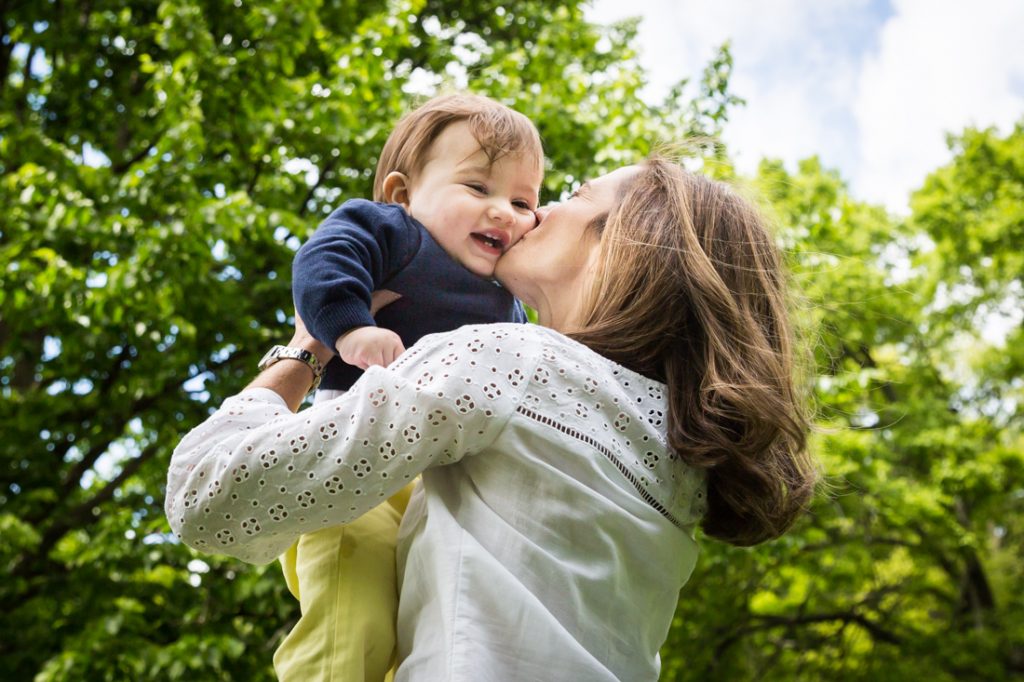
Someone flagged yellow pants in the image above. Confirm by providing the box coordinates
[274,484,413,682]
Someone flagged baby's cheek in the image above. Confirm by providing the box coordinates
[516,214,538,241]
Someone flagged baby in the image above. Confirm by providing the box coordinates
[274,94,543,681]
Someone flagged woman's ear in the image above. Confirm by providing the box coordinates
[381,172,412,210]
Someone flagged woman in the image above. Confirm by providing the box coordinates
[166,158,816,680]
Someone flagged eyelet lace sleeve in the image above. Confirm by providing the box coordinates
[165,324,540,565]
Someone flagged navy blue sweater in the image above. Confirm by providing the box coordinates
[293,199,527,390]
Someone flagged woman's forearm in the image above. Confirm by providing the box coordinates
[165,380,437,564]
[164,330,529,564]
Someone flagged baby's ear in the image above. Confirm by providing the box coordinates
[381,172,412,210]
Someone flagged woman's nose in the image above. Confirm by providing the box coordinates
[534,203,557,222]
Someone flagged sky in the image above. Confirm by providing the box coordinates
[586,0,1024,213]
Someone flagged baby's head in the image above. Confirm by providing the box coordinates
[374,94,544,278]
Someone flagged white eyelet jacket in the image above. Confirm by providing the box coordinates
[166,323,707,681]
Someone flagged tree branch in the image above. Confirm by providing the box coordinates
[953,498,996,627]
[246,157,264,196]
[24,352,237,527]
[4,326,46,391]
[799,534,922,554]
[842,342,899,404]
[110,140,157,174]
[78,0,93,30]
[0,28,12,96]
[13,44,35,124]
[297,157,338,217]
[717,608,904,656]
[43,344,134,468]
[12,442,160,579]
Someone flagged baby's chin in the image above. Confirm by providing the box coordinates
[472,266,498,280]
[459,259,498,280]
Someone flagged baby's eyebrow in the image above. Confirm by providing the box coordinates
[456,164,492,175]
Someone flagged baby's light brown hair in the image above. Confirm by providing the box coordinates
[372,93,544,202]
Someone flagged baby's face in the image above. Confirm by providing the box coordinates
[403,121,542,278]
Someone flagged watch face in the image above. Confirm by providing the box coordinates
[258,346,285,370]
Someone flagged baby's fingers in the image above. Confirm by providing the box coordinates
[362,348,388,369]
[385,340,406,366]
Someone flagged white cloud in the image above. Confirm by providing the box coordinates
[586,0,1024,213]
[587,0,883,185]
[589,0,868,100]
[725,77,833,170]
[853,0,1024,211]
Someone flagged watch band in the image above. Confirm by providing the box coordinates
[258,345,324,393]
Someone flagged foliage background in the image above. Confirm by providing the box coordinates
[2,0,1021,679]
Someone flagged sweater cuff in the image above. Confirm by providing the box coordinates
[311,302,377,348]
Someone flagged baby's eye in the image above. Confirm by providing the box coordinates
[512,199,532,210]
[464,183,487,194]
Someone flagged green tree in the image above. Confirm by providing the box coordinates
[8,0,1019,679]
[1,1,738,678]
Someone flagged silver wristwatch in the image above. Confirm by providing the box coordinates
[258,345,325,392]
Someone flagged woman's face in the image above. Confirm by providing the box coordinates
[495,165,641,328]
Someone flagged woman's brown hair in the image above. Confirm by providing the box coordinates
[570,157,817,546]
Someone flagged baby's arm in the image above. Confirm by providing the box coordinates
[292,200,417,360]
[338,288,407,369]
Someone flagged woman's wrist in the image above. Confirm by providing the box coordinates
[289,310,335,368]
[287,329,334,369]
[247,354,317,413]
[246,312,335,412]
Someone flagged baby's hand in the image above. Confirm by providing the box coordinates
[336,326,406,369]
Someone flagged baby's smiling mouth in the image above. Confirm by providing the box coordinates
[471,231,508,252]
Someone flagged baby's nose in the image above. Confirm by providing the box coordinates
[489,203,515,224]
